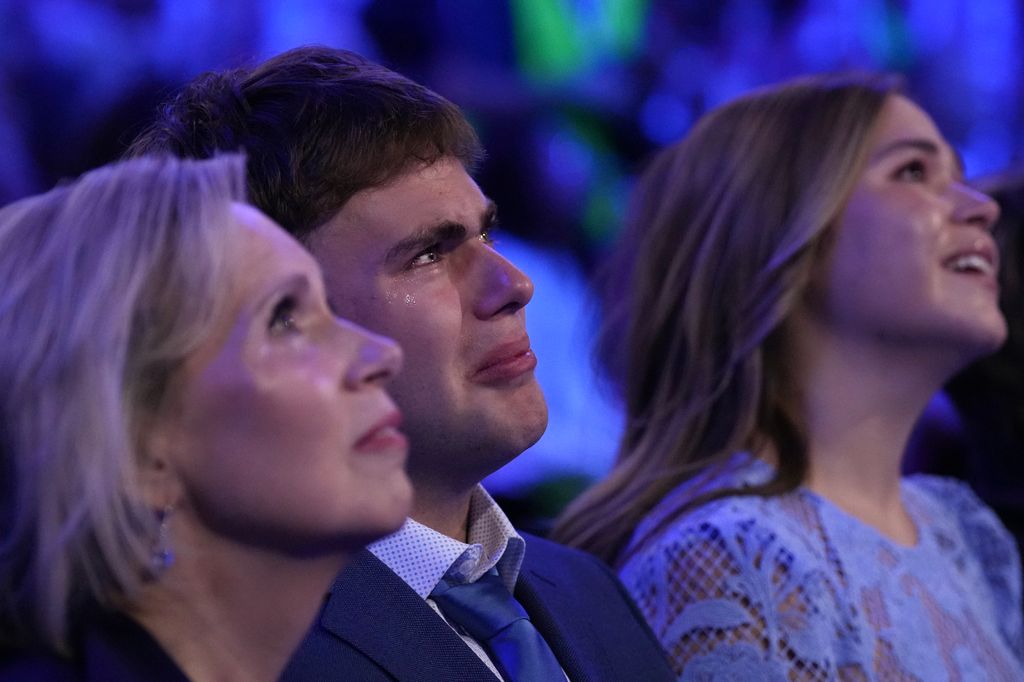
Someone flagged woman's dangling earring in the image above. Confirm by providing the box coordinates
[151,505,175,574]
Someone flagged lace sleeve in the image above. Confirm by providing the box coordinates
[914,475,1024,661]
[620,507,842,681]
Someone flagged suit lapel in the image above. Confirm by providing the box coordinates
[515,561,607,682]
[319,550,498,682]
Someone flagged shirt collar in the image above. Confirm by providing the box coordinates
[368,485,525,598]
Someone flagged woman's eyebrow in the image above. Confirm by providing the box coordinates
[871,137,965,179]
[253,272,313,312]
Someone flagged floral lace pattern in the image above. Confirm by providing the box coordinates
[619,457,1024,681]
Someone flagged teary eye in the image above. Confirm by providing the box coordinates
[409,246,442,267]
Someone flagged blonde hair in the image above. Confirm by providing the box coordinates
[551,74,898,566]
[0,154,246,652]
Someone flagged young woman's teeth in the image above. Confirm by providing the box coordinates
[949,253,993,275]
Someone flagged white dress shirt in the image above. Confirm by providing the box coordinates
[368,486,528,680]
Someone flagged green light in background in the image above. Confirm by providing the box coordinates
[510,0,648,83]
[560,111,629,247]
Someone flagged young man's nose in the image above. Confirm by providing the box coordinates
[470,244,534,320]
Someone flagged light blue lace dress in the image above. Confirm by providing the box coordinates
[619,455,1024,680]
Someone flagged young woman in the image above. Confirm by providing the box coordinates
[0,155,413,680]
[552,75,1023,678]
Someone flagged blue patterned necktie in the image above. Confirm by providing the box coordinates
[430,567,564,681]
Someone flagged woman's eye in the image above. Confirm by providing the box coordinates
[894,160,927,182]
[479,229,496,246]
[269,296,299,334]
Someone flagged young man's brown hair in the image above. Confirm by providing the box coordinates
[128,45,482,243]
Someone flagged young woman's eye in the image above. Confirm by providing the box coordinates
[894,159,927,182]
[479,229,496,247]
[269,296,299,334]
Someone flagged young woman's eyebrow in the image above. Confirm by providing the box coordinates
[871,138,965,178]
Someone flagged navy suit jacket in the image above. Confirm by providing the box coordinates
[282,532,674,681]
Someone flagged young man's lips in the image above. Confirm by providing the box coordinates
[354,411,408,454]
[472,338,538,384]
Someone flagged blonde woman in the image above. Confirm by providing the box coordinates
[553,75,1023,678]
[0,155,412,680]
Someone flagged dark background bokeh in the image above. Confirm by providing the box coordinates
[2,0,1022,530]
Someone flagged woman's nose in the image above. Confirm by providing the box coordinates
[951,183,1000,232]
[337,317,403,390]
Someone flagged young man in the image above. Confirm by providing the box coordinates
[129,46,673,681]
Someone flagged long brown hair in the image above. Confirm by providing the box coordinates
[551,74,898,566]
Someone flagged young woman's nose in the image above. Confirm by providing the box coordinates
[950,182,1000,232]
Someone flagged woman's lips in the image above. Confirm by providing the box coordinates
[354,411,408,454]
[942,236,1000,293]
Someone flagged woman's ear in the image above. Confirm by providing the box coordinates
[136,411,185,511]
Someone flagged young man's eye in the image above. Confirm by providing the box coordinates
[894,159,927,182]
[269,296,299,334]
[479,229,496,246]
[409,247,441,267]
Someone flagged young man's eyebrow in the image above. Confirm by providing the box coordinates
[383,222,468,265]
[383,200,500,266]
[871,138,965,179]
[482,200,498,228]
